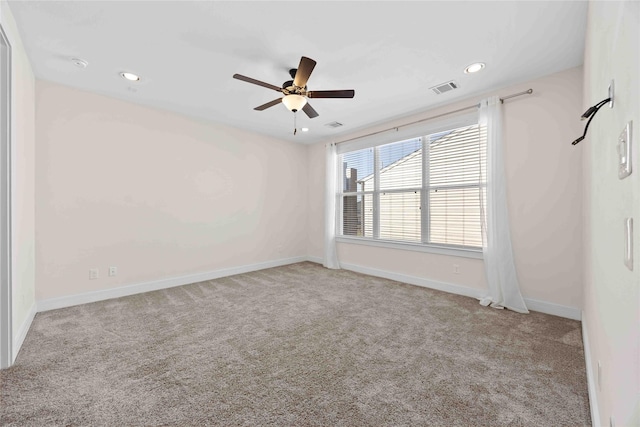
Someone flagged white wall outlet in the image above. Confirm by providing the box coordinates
[617,121,632,179]
[453,264,460,274]
[109,266,117,277]
[89,268,99,280]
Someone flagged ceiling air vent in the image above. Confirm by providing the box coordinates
[325,121,344,128]
[430,81,458,95]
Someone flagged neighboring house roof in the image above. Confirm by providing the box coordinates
[359,125,476,182]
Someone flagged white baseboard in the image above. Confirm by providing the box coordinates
[37,256,308,312]
[581,312,600,427]
[523,297,581,320]
[12,302,36,363]
[338,261,581,320]
[339,262,486,300]
[34,253,581,318]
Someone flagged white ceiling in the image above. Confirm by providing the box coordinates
[7,1,588,144]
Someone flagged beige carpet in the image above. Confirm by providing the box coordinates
[0,262,590,426]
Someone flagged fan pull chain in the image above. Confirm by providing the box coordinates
[293,112,297,135]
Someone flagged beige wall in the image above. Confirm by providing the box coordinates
[582,1,639,426]
[35,81,308,300]
[308,66,584,311]
[1,0,36,345]
[306,142,324,259]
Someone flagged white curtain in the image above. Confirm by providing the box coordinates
[478,96,528,313]
[323,143,340,269]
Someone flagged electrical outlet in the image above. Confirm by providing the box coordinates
[453,264,460,274]
[109,266,117,277]
[89,268,99,280]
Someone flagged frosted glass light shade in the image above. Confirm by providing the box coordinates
[282,95,307,112]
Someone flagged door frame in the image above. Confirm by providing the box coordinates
[0,22,13,369]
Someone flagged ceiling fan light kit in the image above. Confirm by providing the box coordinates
[282,94,307,112]
[233,56,355,134]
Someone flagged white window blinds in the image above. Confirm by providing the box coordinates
[428,125,485,247]
[338,120,485,250]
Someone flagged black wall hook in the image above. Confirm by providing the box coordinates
[572,98,611,145]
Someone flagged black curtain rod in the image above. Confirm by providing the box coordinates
[334,88,533,146]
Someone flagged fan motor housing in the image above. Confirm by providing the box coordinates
[282,79,306,95]
[282,80,294,89]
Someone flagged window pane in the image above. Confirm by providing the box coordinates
[363,194,373,238]
[378,138,422,190]
[430,125,482,187]
[342,194,360,236]
[379,191,421,242]
[341,193,373,238]
[341,148,373,192]
[429,187,482,247]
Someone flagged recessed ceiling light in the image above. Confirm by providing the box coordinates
[71,58,88,68]
[120,72,140,82]
[464,62,485,74]
[301,127,309,132]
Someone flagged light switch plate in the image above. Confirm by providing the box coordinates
[625,218,633,271]
[618,121,632,179]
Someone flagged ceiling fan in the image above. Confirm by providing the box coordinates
[233,56,355,120]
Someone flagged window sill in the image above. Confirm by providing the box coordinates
[335,236,483,259]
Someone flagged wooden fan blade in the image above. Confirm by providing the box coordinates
[293,56,317,88]
[302,103,319,119]
[307,89,355,99]
[254,98,283,111]
[233,74,283,92]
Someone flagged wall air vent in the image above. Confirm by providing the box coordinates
[325,121,344,128]
[430,81,458,95]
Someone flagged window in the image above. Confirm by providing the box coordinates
[337,118,486,253]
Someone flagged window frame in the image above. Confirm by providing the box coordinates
[335,112,484,259]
